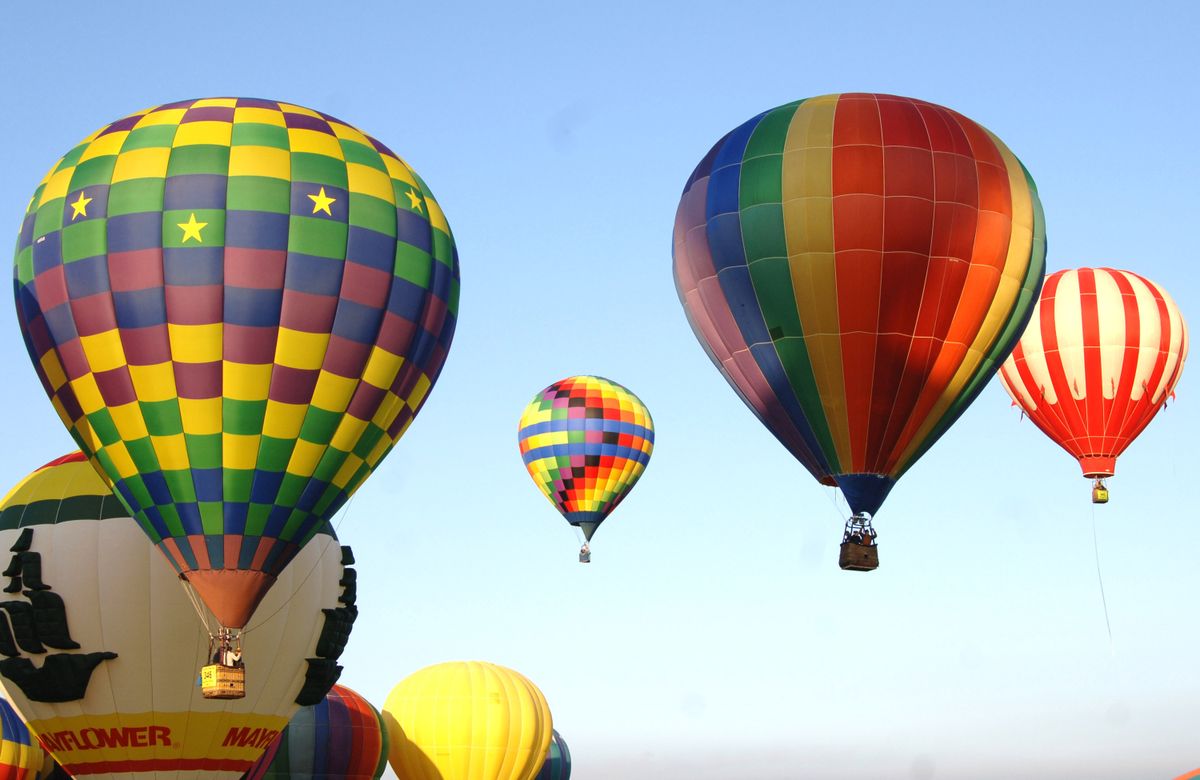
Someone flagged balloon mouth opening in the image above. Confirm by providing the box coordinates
[184,569,277,629]
[1078,456,1116,478]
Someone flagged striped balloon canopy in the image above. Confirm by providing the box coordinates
[534,729,570,780]
[245,684,389,780]
[674,92,1046,519]
[999,267,1187,483]
[13,98,459,629]
[517,376,653,542]
[0,699,43,780]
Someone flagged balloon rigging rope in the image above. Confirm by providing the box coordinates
[825,486,847,521]
[242,495,358,636]
[333,493,358,534]
[181,578,216,638]
[1091,502,1114,653]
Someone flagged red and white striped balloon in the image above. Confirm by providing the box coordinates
[999,267,1187,479]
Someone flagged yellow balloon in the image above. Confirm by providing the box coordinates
[382,662,552,780]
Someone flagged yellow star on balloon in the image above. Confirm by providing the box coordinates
[308,187,336,216]
[404,189,422,212]
[70,192,93,221]
[178,213,207,243]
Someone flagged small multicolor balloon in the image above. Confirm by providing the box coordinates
[517,376,653,543]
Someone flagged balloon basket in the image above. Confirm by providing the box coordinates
[1092,479,1109,504]
[839,514,879,571]
[838,542,879,571]
[201,664,246,699]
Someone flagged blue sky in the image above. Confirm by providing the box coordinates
[1,1,1198,777]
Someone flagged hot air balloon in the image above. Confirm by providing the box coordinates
[534,730,570,780]
[999,267,1187,502]
[0,453,356,779]
[517,376,653,562]
[673,93,1046,570]
[382,661,552,780]
[244,684,389,780]
[0,698,43,780]
[13,98,458,678]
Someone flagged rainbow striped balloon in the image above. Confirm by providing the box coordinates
[674,93,1045,518]
[517,376,653,542]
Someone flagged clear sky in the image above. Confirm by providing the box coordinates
[1,1,1198,778]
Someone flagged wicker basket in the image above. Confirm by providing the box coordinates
[839,542,879,572]
[201,664,246,699]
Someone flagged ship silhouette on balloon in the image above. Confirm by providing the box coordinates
[0,526,116,703]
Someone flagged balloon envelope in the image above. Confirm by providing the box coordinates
[244,684,388,780]
[534,729,570,780]
[999,267,1187,477]
[0,453,354,779]
[382,661,552,780]
[13,98,459,628]
[673,93,1045,516]
[517,376,653,541]
[0,698,43,780]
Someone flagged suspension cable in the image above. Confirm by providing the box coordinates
[180,577,216,639]
[1090,502,1114,654]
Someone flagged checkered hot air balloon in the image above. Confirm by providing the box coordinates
[517,376,653,559]
[673,93,1045,569]
[999,268,1188,501]
[12,98,459,633]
